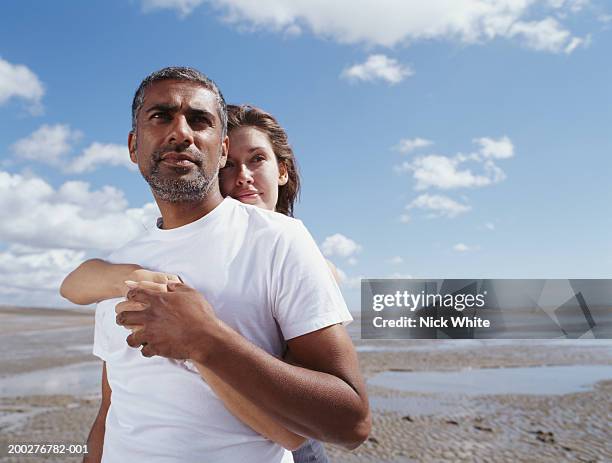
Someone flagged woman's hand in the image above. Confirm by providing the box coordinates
[121,269,181,297]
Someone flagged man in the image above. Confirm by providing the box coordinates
[85,67,370,462]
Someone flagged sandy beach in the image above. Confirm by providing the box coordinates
[1,306,610,462]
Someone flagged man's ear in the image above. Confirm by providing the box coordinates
[218,135,229,169]
[278,161,289,186]
[128,131,137,163]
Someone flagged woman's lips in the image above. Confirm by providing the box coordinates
[235,192,260,202]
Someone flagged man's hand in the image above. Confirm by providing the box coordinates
[116,282,220,360]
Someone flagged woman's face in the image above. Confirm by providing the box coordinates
[220,126,288,211]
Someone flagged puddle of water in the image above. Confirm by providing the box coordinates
[368,365,612,396]
[370,396,462,416]
[0,362,101,397]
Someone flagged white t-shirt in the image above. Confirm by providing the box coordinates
[93,198,353,463]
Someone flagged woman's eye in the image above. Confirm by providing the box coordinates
[252,154,265,162]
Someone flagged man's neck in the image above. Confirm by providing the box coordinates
[155,190,225,230]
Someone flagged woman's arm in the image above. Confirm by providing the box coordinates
[60,260,180,305]
[118,280,306,450]
[60,259,140,305]
[195,364,306,450]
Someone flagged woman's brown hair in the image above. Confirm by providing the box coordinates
[227,104,300,217]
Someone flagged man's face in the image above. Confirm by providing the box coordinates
[129,79,228,203]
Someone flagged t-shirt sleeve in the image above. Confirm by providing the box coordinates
[271,220,353,340]
[92,300,110,361]
[91,250,121,361]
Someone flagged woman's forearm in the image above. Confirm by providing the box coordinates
[60,259,141,305]
[195,362,306,450]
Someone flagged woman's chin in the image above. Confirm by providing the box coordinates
[236,195,262,206]
[235,195,275,211]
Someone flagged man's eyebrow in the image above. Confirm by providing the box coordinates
[187,108,216,119]
[145,103,177,113]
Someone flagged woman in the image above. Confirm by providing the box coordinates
[61,104,332,463]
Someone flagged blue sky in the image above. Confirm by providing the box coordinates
[1,0,611,310]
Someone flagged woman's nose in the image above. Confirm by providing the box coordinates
[236,164,254,185]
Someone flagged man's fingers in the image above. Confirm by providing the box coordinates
[141,344,156,358]
[167,274,182,283]
[126,287,156,304]
[117,309,148,327]
[126,330,147,348]
[115,300,146,314]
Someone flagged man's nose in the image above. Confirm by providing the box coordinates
[236,164,254,185]
[166,115,194,146]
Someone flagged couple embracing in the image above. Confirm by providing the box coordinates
[61,66,370,463]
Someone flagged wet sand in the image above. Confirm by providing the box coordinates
[1,307,611,462]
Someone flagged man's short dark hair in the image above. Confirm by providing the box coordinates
[131,66,227,137]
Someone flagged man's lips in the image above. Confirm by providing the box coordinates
[160,152,198,166]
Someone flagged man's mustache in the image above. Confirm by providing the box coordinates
[151,144,204,166]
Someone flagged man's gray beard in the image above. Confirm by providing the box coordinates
[144,160,219,203]
[145,168,218,202]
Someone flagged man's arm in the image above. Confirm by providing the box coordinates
[83,362,111,463]
[200,323,370,448]
[118,284,371,449]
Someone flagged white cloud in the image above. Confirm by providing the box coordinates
[320,233,362,258]
[10,125,134,173]
[11,124,82,164]
[507,17,588,54]
[0,171,160,251]
[341,54,413,84]
[0,246,87,307]
[407,194,471,218]
[165,0,590,54]
[387,256,404,264]
[394,137,433,154]
[347,257,358,266]
[485,222,496,230]
[473,136,514,159]
[334,267,362,289]
[395,136,513,190]
[0,246,85,291]
[66,143,134,174]
[141,0,205,16]
[453,242,479,252]
[397,154,497,190]
[0,57,44,112]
